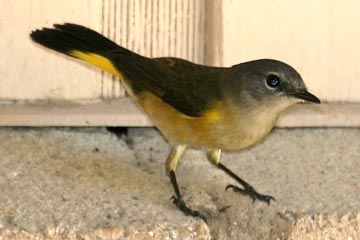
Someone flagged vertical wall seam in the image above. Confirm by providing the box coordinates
[100,0,105,99]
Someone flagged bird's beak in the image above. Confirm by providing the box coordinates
[290,90,321,104]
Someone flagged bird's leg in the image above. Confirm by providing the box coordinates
[218,162,275,205]
[166,145,207,223]
[207,149,275,205]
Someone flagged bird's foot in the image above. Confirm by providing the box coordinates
[170,196,207,224]
[225,184,275,205]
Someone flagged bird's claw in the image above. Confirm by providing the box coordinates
[225,184,275,205]
[170,196,208,224]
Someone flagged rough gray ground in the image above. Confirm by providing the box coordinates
[0,127,359,239]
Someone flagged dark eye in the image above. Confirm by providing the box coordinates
[266,74,280,88]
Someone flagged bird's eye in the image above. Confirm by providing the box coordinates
[266,74,281,88]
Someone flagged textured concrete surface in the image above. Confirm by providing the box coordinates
[0,127,359,239]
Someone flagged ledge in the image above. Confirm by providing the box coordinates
[0,98,359,127]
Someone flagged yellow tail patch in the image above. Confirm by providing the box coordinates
[70,50,122,77]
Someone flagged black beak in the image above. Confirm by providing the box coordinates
[291,90,321,104]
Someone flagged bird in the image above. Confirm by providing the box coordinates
[30,23,320,223]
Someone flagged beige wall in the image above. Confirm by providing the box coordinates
[215,0,360,102]
[1,0,360,103]
[0,0,103,100]
[0,0,205,100]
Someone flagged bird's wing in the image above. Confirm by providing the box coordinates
[111,56,224,117]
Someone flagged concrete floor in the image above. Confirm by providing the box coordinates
[0,127,359,239]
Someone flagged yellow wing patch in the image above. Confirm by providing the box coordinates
[200,102,222,122]
[70,50,122,77]
[179,101,222,122]
[202,107,222,122]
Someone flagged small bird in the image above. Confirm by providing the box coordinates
[30,23,320,223]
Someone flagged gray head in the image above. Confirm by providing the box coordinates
[232,59,320,106]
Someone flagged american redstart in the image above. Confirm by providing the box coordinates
[30,23,320,223]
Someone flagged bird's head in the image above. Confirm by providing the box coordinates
[232,59,320,112]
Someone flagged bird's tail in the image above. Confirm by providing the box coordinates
[30,23,131,77]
